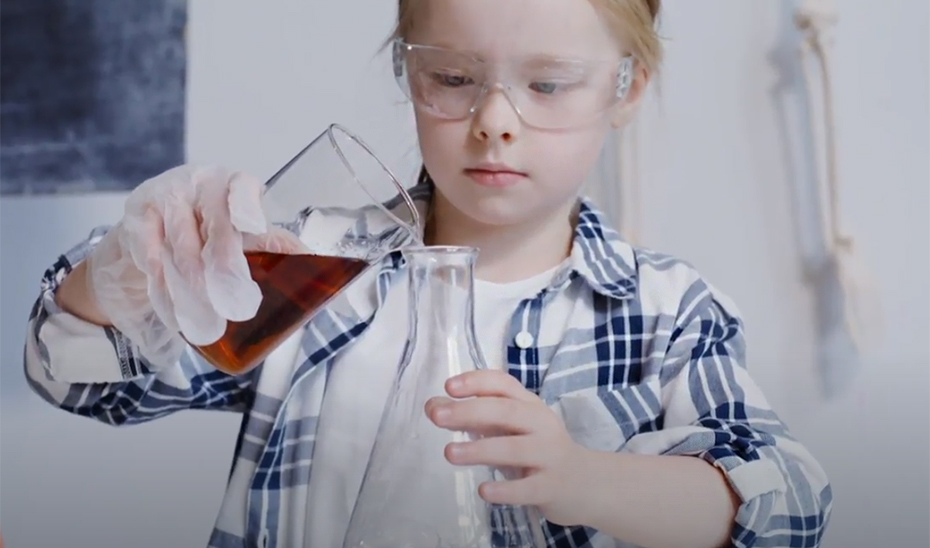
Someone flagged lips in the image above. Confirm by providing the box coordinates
[463,163,527,188]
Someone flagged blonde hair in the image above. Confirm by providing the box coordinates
[387,0,663,75]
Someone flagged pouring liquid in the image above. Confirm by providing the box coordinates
[193,251,369,374]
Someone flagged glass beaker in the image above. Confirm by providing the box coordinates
[341,246,547,548]
[192,124,422,375]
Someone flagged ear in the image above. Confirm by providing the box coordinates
[609,61,651,129]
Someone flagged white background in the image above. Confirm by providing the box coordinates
[1,1,927,547]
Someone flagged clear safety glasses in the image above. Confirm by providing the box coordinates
[392,39,635,131]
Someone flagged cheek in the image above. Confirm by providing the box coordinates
[535,130,607,188]
[414,116,461,175]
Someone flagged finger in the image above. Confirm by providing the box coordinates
[161,245,226,345]
[162,184,206,291]
[424,395,455,416]
[479,474,547,507]
[426,396,544,435]
[122,207,165,278]
[425,397,507,437]
[124,165,192,218]
[227,170,268,234]
[121,208,180,333]
[160,186,227,345]
[445,435,545,469]
[195,169,263,322]
[446,369,538,403]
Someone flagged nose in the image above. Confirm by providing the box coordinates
[470,85,521,144]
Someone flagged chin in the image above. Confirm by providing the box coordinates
[433,174,574,229]
[466,209,533,227]
[445,192,547,228]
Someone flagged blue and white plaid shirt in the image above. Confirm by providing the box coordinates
[25,183,832,548]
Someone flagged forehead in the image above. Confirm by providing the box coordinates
[407,0,620,60]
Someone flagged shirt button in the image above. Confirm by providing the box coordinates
[514,331,535,349]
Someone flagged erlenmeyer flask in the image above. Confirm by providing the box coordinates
[341,246,547,548]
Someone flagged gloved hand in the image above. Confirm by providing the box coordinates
[84,164,307,369]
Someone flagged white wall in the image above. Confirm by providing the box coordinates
[589,9,930,545]
[617,3,929,547]
[1,1,926,547]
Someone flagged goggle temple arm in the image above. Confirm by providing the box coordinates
[616,57,635,101]
[392,40,406,78]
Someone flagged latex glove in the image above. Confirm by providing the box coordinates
[85,164,306,369]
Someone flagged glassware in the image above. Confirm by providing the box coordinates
[392,39,635,130]
[341,246,547,548]
[192,124,422,375]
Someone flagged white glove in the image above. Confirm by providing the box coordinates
[84,164,307,369]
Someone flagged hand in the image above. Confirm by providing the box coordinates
[425,369,590,527]
[84,165,307,368]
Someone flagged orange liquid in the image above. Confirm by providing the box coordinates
[194,251,369,374]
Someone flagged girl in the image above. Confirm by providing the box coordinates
[25,0,832,547]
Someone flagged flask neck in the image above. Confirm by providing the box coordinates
[403,246,482,371]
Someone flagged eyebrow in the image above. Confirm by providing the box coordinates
[413,42,593,65]
[523,54,589,67]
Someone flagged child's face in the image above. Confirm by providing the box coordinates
[406,0,630,229]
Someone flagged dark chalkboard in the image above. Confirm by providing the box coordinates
[0,0,187,195]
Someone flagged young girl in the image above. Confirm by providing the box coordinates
[25,0,832,547]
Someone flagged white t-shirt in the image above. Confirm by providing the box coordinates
[304,264,561,548]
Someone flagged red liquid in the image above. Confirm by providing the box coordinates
[194,251,370,374]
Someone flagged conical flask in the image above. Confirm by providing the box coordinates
[341,246,547,548]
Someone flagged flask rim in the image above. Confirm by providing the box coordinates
[401,245,479,256]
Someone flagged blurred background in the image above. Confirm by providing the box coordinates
[1,0,927,547]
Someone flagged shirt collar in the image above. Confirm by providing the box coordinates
[383,182,638,301]
[564,197,638,299]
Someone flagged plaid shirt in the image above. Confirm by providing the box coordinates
[25,183,832,548]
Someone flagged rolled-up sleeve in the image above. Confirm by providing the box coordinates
[624,286,833,548]
[24,227,256,425]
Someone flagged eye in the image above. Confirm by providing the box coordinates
[529,82,559,94]
[431,72,474,87]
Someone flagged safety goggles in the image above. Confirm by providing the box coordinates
[392,39,635,130]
